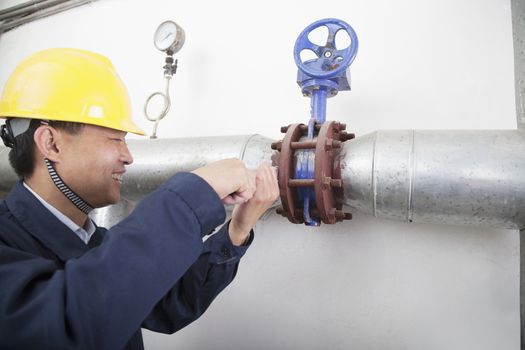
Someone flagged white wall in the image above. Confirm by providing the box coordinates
[0,0,519,349]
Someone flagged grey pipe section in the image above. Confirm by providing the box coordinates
[0,0,48,16]
[1,130,524,229]
[0,0,96,32]
[0,0,70,21]
[339,129,525,230]
[119,134,275,201]
[511,0,525,346]
[513,0,525,129]
[90,134,275,227]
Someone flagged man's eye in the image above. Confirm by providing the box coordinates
[111,138,128,146]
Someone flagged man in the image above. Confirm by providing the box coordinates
[0,48,279,349]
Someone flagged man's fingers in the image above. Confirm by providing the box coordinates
[222,194,244,205]
[222,190,253,205]
[222,169,256,205]
[221,196,236,205]
[247,163,279,204]
[223,163,279,206]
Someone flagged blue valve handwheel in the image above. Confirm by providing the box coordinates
[294,18,358,79]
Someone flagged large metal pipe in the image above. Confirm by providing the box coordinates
[86,134,275,227]
[1,130,524,229]
[120,134,274,202]
[0,0,71,21]
[511,0,525,345]
[0,0,48,16]
[339,129,525,230]
[0,0,96,32]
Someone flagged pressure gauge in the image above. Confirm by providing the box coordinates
[154,20,185,54]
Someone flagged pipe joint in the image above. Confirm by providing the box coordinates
[272,120,354,225]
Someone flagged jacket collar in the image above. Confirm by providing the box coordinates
[6,181,104,261]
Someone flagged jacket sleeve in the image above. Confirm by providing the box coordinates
[0,173,226,350]
[142,221,253,333]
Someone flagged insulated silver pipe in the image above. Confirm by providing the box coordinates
[1,130,523,229]
[90,134,275,226]
[0,0,96,32]
[511,0,525,345]
[0,0,48,16]
[0,0,70,21]
[120,134,274,202]
[339,129,525,230]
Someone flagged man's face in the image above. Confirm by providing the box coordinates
[55,125,133,208]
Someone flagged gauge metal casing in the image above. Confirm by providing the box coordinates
[154,20,185,53]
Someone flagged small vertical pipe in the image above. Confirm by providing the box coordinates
[513,0,525,129]
[301,88,328,226]
[521,229,525,350]
[511,0,525,345]
[311,88,328,123]
[301,87,328,225]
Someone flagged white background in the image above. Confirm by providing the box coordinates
[0,0,519,349]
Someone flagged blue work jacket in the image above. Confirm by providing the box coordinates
[0,173,252,349]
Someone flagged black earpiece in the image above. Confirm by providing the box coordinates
[0,121,15,148]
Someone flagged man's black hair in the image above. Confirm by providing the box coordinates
[8,120,84,179]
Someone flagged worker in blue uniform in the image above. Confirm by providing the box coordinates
[0,48,279,350]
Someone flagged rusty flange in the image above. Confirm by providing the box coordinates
[272,123,304,224]
[272,120,355,225]
[314,121,352,224]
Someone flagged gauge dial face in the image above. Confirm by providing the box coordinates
[154,20,179,52]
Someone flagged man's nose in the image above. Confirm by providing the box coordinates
[121,144,133,165]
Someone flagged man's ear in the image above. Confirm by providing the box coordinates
[33,125,62,163]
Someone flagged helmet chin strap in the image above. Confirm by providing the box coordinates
[44,158,94,214]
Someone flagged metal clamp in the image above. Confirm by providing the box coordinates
[272,121,354,225]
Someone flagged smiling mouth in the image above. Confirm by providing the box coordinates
[112,173,123,183]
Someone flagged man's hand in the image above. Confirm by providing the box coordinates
[229,162,279,246]
[191,158,256,204]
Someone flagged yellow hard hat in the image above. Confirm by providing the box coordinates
[0,48,145,135]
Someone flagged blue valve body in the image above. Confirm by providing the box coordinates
[292,18,358,226]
